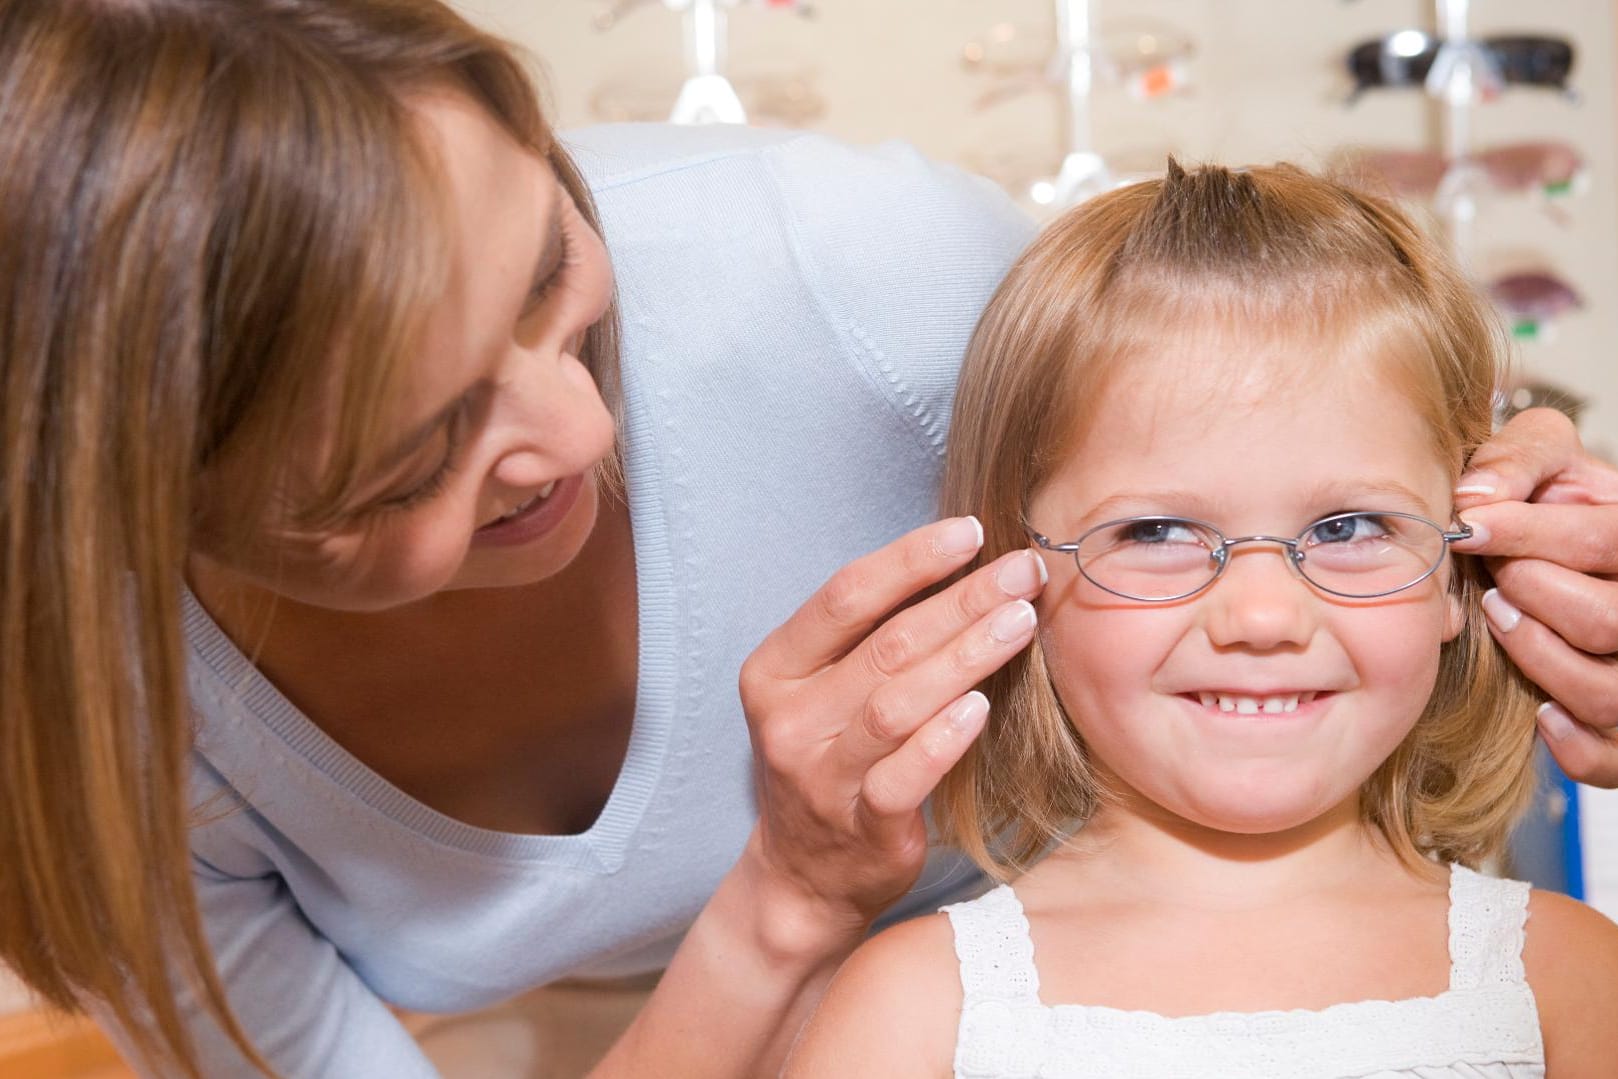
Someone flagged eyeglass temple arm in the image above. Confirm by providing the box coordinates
[1024,527,1081,553]
[1443,523,1474,543]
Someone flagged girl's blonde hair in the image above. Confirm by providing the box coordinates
[937,160,1538,878]
[0,2,617,1075]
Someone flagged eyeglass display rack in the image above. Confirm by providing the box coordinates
[1409,0,1613,915]
[586,0,814,125]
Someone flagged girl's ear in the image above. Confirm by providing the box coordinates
[1442,587,1466,643]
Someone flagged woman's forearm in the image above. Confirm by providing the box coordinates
[589,835,864,1078]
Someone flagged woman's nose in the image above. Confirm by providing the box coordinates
[1201,544,1319,650]
[489,353,615,489]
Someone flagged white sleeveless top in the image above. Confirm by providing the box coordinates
[942,864,1544,1078]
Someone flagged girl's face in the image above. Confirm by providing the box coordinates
[196,91,617,612]
[1026,344,1464,837]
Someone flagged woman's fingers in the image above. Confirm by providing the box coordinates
[1455,501,1618,573]
[1481,588,1618,732]
[857,691,989,829]
[1454,407,1587,504]
[746,516,986,683]
[1488,558,1618,656]
[831,592,1036,775]
[1536,701,1618,790]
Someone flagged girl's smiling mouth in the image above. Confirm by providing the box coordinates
[1183,690,1332,715]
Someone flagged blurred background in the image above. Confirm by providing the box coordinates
[4,1,1615,1074]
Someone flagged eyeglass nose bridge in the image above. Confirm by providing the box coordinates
[1207,533,1311,581]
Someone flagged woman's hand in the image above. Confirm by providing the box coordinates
[1453,407,1618,787]
[737,515,1043,950]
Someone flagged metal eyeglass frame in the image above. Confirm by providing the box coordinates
[1025,510,1474,603]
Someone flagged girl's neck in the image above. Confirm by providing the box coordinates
[1049,793,1436,912]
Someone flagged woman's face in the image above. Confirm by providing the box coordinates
[196,91,617,612]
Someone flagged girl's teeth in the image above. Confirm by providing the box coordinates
[1195,692,1313,714]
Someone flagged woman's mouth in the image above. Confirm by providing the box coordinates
[472,474,583,547]
[484,481,557,528]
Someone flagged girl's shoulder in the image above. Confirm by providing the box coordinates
[785,911,962,1078]
[1523,887,1618,1072]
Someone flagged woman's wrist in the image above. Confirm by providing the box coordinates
[727,830,874,971]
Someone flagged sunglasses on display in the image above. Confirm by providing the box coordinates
[1486,271,1582,340]
[1345,32,1575,103]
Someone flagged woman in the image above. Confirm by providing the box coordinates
[1,2,1613,1077]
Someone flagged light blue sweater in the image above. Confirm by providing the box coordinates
[168,123,1036,1076]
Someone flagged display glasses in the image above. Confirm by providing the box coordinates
[1345,32,1575,102]
[1347,141,1584,200]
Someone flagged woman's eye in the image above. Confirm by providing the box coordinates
[524,221,575,311]
[368,403,472,514]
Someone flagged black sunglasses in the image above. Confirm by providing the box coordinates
[1346,32,1575,103]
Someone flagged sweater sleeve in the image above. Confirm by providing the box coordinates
[96,851,441,1079]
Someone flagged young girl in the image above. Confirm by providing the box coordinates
[785,161,1618,1076]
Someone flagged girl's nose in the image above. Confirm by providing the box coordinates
[1201,545,1319,651]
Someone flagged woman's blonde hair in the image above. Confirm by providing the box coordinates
[0,2,617,1075]
[936,160,1538,879]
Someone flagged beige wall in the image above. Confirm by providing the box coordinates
[454,0,1618,453]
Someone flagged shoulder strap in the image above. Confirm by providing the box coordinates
[942,885,1042,1005]
[1447,862,1531,990]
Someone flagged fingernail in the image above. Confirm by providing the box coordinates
[1455,470,1498,496]
[995,550,1042,595]
[1453,516,1489,548]
[1537,700,1576,742]
[1033,550,1049,586]
[937,515,984,556]
[989,599,1038,643]
[949,691,990,733]
[1482,588,1521,632]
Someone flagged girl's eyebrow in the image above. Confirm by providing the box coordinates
[1072,479,1437,526]
[1304,478,1434,511]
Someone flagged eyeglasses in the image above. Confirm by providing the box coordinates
[1026,511,1472,603]
[1345,32,1575,103]
[1346,141,1585,201]
[1487,272,1583,340]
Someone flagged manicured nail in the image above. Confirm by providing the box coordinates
[948,691,990,733]
[1453,516,1489,548]
[1537,700,1576,742]
[1482,588,1521,633]
[1033,550,1049,586]
[937,515,984,556]
[1455,471,1498,496]
[989,599,1038,643]
[995,550,1043,595]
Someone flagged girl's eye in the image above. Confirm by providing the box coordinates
[1305,513,1393,545]
[1121,518,1201,545]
